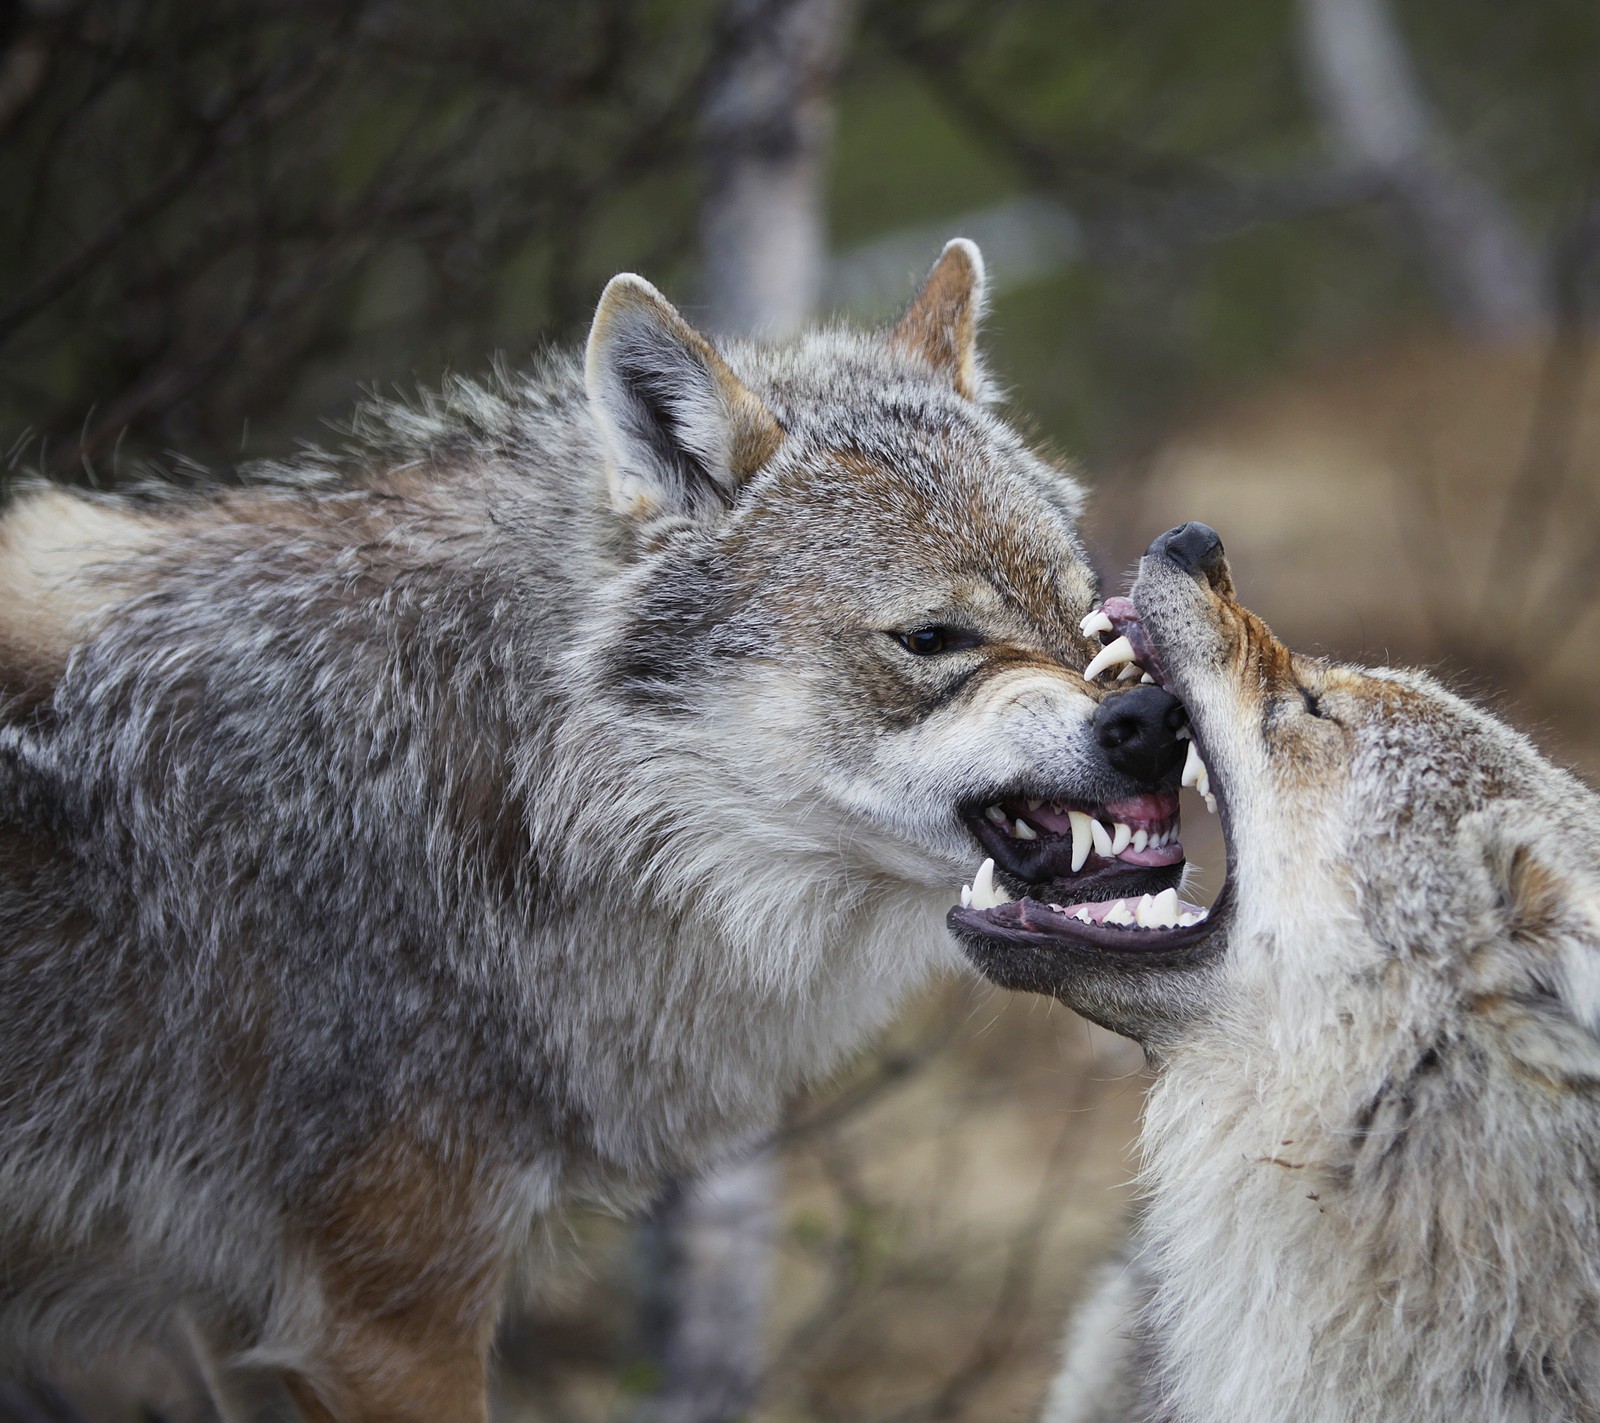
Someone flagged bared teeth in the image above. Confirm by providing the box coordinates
[1013,819,1037,841]
[1110,822,1132,855]
[1116,663,1142,682]
[968,857,1011,911]
[1103,900,1135,926]
[1080,608,1114,639]
[1067,810,1093,872]
[1149,887,1180,926]
[1083,635,1136,681]
[1089,818,1113,858]
[1180,741,1219,813]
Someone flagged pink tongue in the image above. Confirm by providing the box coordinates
[1028,804,1077,834]
[1116,840,1184,867]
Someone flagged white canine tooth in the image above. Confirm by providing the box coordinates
[1110,822,1132,855]
[1080,608,1115,639]
[1116,663,1143,681]
[1104,899,1135,926]
[1151,887,1180,927]
[1075,906,1093,923]
[1134,892,1158,927]
[960,885,972,908]
[985,804,1008,826]
[1133,828,1149,853]
[969,858,1012,911]
[1089,818,1113,858]
[1083,635,1135,681]
[1068,810,1094,873]
[1013,819,1038,841]
[1141,672,1155,684]
[1181,740,1206,790]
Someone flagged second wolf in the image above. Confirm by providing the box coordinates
[954,523,1600,1422]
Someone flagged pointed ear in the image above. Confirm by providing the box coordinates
[1469,817,1600,1085]
[585,275,783,520]
[889,238,988,400]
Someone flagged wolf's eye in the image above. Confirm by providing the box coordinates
[893,625,978,656]
[899,627,947,655]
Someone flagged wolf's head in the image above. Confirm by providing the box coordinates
[573,242,1190,931]
[954,521,1600,1059]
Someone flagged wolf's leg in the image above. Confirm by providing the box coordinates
[183,1312,307,1423]
[273,1132,506,1423]
[1042,1253,1155,1423]
[279,1324,491,1423]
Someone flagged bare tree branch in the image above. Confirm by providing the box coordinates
[1296,0,1546,333]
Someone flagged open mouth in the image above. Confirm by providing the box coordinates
[951,597,1233,956]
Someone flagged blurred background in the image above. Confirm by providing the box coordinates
[1,0,1598,1418]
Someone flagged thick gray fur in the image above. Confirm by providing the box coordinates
[0,243,1130,1409]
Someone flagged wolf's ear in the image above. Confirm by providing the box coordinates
[1472,819,1600,1085]
[586,275,783,520]
[890,238,988,400]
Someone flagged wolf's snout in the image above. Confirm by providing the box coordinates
[1093,684,1187,784]
[1149,521,1225,579]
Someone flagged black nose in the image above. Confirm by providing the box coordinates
[1148,521,1224,576]
[1093,684,1187,785]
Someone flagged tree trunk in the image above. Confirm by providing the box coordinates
[699,0,854,338]
[1296,0,1545,334]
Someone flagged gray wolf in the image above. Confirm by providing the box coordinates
[953,522,1600,1423]
[0,241,1189,1420]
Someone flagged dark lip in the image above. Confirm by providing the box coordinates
[952,588,1235,968]
[949,875,1233,962]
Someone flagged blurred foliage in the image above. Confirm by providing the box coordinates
[0,0,1593,483]
[1,0,1596,482]
[0,0,719,475]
